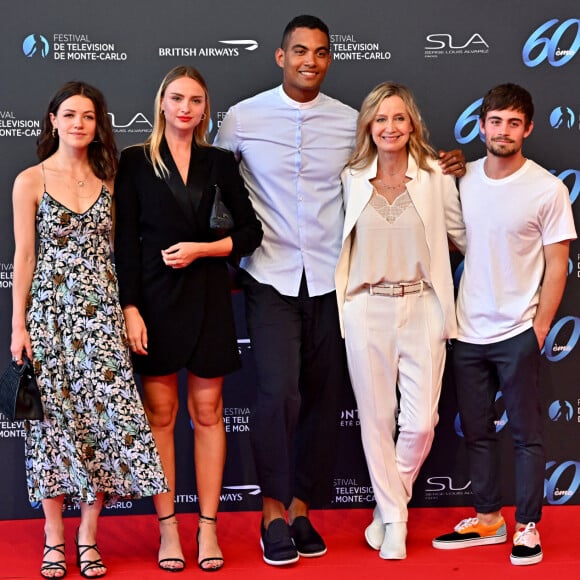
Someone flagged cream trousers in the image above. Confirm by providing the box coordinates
[343,286,446,523]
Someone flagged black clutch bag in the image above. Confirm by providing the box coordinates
[0,355,43,421]
[209,184,234,238]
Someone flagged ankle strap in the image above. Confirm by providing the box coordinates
[159,512,177,522]
[199,514,217,524]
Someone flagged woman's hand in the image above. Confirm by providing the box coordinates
[161,242,206,269]
[123,306,148,355]
[10,326,32,363]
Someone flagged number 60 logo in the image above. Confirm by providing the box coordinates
[523,18,580,67]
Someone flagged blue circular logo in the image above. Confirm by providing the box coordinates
[549,106,575,129]
[22,34,50,58]
[548,400,574,422]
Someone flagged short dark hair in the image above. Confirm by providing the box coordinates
[480,83,534,127]
[280,15,330,49]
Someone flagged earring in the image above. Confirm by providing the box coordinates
[201,113,206,120]
[51,127,56,138]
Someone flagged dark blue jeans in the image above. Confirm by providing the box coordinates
[453,328,544,524]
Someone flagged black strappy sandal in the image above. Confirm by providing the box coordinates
[40,540,67,579]
[158,513,186,572]
[75,529,106,579]
[197,514,224,572]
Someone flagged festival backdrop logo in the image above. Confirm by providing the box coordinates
[0,261,13,288]
[175,485,260,505]
[544,460,580,505]
[21,32,127,61]
[0,111,41,139]
[424,476,472,501]
[108,112,153,135]
[340,408,360,428]
[454,98,484,144]
[223,407,250,433]
[523,18,580,67]
[425,33,489,58]
[221,485,260,504]
[548,400,574,422]
[550,106,576,129]
[0,417,26,438]
[22,34,50,58]
[330,32,391,61]
[159,39,258,57]
[332,477,374,505]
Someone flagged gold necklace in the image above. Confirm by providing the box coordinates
[374,178,406,191]
[70,172,96,198]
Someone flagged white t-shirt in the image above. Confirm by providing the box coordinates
[456,157,577,344]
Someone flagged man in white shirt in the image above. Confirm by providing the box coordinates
[432,84,577,566]
[216,14,466,566]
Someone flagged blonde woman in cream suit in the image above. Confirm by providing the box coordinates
[335,82,466,560]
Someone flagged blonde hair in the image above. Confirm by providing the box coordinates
[146,66,211,178]
[348,82,436,172]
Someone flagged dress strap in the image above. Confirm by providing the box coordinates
[41,163,47,191]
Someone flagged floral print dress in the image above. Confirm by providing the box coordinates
[24,186,168,505]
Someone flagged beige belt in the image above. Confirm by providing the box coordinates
[368,280,424,297]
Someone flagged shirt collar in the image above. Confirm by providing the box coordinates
[277,85,322,110]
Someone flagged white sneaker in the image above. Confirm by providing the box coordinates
[379,522,407,560]
[364,506,385,550]
[510,522,543,566]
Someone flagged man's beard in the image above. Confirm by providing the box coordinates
[486,138,521,158]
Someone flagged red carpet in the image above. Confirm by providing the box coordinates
[0,506,576,579]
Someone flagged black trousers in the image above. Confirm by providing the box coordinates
[240,270,350,506]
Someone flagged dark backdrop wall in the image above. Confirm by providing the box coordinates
[1,0,579,520]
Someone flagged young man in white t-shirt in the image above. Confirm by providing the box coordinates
[432,83,576,566]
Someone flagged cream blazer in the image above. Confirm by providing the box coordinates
[335,153,466,339]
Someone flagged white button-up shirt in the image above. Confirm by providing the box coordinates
[215,86,357,297]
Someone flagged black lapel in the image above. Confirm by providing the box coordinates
[159,139,211,226]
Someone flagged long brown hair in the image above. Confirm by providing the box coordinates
[37,81,118,180]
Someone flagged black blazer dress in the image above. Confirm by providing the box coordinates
[114,140,263,377]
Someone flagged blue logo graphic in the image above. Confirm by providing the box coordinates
[22,34,50,58]
[454,98,483,144]
[523,18,580,67]
[550,106,575,129]
[569,258,574,275]
[30,501,42,510]
[543,316,580,362]
[544,461,580,505]
[454,391,507,438]
[548,400,574,422]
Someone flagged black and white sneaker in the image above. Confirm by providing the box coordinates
[260,518,299,566]
[510,522,543,566]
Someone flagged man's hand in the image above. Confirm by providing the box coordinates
[438,149,466,177]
